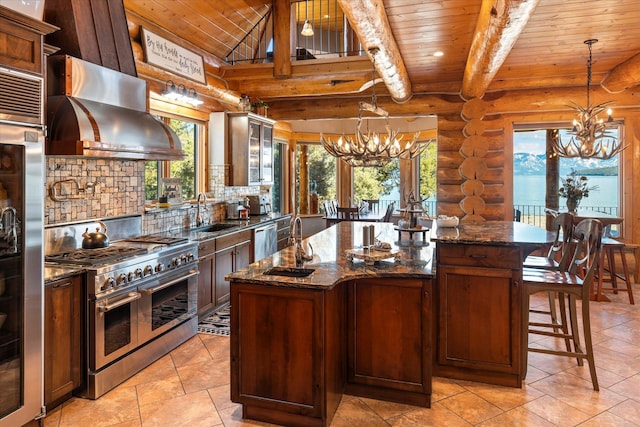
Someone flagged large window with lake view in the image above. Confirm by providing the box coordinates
[513,127,621,230]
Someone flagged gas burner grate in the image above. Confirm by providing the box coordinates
[45,246,148,266]
[125,235,189,245]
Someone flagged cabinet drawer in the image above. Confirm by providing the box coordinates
[277,228,290,241]
[276,217,291,230]
[198,239,216,256]
[438,244,521,269]
[217,229,252,250]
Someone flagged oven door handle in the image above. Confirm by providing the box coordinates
[140,269,199,295]
[98,292,142,312]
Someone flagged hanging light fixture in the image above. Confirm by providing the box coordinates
[301,0,314,36]
[321,48,428,167]
[552,39,625,159]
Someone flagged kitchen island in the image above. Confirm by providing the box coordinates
[227,220,554,427]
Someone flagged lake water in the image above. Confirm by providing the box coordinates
[514,175,618,208]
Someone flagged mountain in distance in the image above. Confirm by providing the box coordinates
[513,153,618,176]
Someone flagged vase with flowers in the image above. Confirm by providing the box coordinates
[558,170,598,213]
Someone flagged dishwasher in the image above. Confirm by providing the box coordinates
[254,223,278,261]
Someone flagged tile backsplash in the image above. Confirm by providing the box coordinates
[46,157,144,224]
[46,159,265,232]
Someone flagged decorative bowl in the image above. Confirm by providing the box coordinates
[436,216,459,228]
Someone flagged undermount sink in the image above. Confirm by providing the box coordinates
[263,266,315,278]
[194,223,237,232]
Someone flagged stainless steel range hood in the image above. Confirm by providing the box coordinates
[47,55,183,160]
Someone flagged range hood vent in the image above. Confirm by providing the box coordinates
[47,55,183,160]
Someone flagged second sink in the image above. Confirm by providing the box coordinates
[194,223,237,233]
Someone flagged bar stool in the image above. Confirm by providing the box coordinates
[523,212,573,344]
[522,218,602,391]
[596,237,635,304]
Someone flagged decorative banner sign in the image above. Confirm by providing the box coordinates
[141,27,206,84]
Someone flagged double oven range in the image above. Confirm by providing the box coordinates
[45,219,198,399]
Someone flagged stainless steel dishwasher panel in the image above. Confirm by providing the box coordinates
[254,223,278,261]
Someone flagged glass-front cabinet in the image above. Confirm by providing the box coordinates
[227,112,275,186]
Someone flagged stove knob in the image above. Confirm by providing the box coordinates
[180,254,188,264]
[155,263,165,273]
[103,277,116,292]
[186,252,195,261]
[127,272,135,282]
[143,265,153,277]
[171,257,180,267]
[135,268,143,278]
[116,273,127,285]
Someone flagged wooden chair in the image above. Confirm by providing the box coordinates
[597,236,635,304]
[363,199,380,213]
[513,208,522,222]
[524,212,574,270]
[523,212,574,336]
[379,202,395,223]
[337,207,359,220]
[522,218,603,390]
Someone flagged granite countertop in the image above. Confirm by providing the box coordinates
[227,221,435,290]
[44,264,85,283]
[158,213,292,243]
[431,220,555,246]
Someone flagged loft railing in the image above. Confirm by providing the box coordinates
[226,0,363,65]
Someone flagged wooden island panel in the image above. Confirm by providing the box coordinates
[346,278,432,407]
[231,283,346,427]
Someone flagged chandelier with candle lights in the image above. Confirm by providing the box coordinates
[321,48,427,167]
[551,39,625,160]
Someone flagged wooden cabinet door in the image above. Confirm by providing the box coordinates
[436,264,521,384]
[197,254,215,316]
[231,284,326,420]
[215,246,234,306]
[44,275,82,409]
[347,278,431,406]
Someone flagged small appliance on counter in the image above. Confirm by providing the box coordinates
[227,198,249,220]
[248,194,272,216]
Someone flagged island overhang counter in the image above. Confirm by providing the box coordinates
[227,220,554,427]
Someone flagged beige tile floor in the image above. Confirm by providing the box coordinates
[43,284,640,427]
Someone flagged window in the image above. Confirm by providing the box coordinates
[513,126,621,228]
[295,143,336,214]
[418,142,437,215]
[146,116,201,201]
[353,159,399,212]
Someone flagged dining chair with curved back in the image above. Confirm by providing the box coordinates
[522,218,603,390]
[379,202,395,223]
[336,207,359,220]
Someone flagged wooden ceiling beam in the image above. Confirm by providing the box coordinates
[337,0,412,103]
[461,0,540,100]
[601,51,640,93]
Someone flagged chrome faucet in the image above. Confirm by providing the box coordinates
[195,192,208,227]
[290,216,313,267]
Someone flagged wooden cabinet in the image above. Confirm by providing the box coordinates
[231,282,345,427]
[44,274,83,410]
[215,230,252,306]
[346,278,432,407]
[226,112,275,186]
[435,243,523,387]
[0,7,57,76]
[276,215,292,251]
[197,238,216,318]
